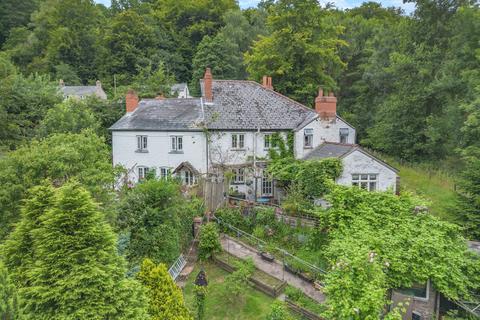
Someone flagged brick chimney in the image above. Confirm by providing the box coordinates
[315,88,337,119]
[126,89,139,113]
[204,68,213,102]
[262,76,273,90]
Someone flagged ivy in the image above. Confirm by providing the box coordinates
[319,186,480,318]
[268,158,342,199]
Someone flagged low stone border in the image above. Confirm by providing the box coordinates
[285,297,325,320]
[213,255,287,298]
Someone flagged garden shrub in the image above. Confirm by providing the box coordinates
[224,258,255,301]
[117,178,202,267]
[198,223,222,261]
[265,301,293,320]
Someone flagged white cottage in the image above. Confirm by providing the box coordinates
[110,68,398,199]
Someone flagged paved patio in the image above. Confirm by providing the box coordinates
[220,235,326,303]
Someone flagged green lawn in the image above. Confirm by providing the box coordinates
[388,159,459,224]
[183,262,276,320]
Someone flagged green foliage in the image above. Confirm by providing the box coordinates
[0,131,115,240]
[245,0,346,105]
[268,158,342,198]
[224,258,255,301]
[0,261,17,320]
[5,182,147,319]
[456,147,480,239]
[37,99,101,137]
[198,222,222,261]
[265,301,293,320]
[193,285,207,320]
[320,186,480,318]
[138,258,192,320]
[117,178,202,266]
[0,68,61,149]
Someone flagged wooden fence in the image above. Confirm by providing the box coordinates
[204,174,226,212]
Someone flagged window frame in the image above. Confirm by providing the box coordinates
[137,166,149,180]
[232,168,245,184]
[339,128,349,144]
[136,135,148,152]
[304,128,313,148]
[160,167,170,179]
[352,173,378,191]
[231,133,245,150]
[183,170,196,186]
[170,136,183,152]
[261,170,273,196]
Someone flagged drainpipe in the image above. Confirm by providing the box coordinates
[254,127,260,201]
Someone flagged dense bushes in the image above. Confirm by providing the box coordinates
[198,223,222,261]
[117,178,203,267]
[268,158,342,199]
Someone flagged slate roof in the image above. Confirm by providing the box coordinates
[303,142,399,173]
[111,80,322,132]
[202,80,318,130]
[61,86,98,96]
[304,142,356,160]
[109,98,204,131]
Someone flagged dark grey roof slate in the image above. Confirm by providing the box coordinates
[202,80,317,130]
[109,98,204,131]
[303,143,356,160]
[61,86,98,96]
[303,142,398,173]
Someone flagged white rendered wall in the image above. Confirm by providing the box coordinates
[208,131,289,166]
[112,130,207,183]
[294,117,356,159]
[337,150,397,192]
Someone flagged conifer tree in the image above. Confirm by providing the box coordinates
[138,258,192,320]
[0,261,17,320]
[18,182,147,320]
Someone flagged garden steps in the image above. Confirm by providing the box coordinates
[220,235,326,303]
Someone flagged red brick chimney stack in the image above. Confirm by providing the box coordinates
[126,89,139,113]
[262,75,273,90]
[204,68,213,102]
[315,88,337,119]
[262,76,268,88]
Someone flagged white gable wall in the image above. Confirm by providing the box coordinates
[337,150,397,192]
[294,117,356,159]
[112,130,207,183]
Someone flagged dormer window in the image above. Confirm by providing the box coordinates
[340,128,349,144]
[136,135,148,152]
[304,129,313,148]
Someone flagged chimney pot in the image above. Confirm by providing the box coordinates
[126,89,139,113]
[262,76,268,88]
[96,80,101,88]
[315,87,336,120]
[267,77,273,90]
[59,79,65,87]
[204,68,213,102]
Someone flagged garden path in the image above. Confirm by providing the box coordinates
[220,235,326,303]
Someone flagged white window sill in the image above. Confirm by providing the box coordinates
[169,150,184,154]
[135,149,149,153]
[231,148,246,151]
